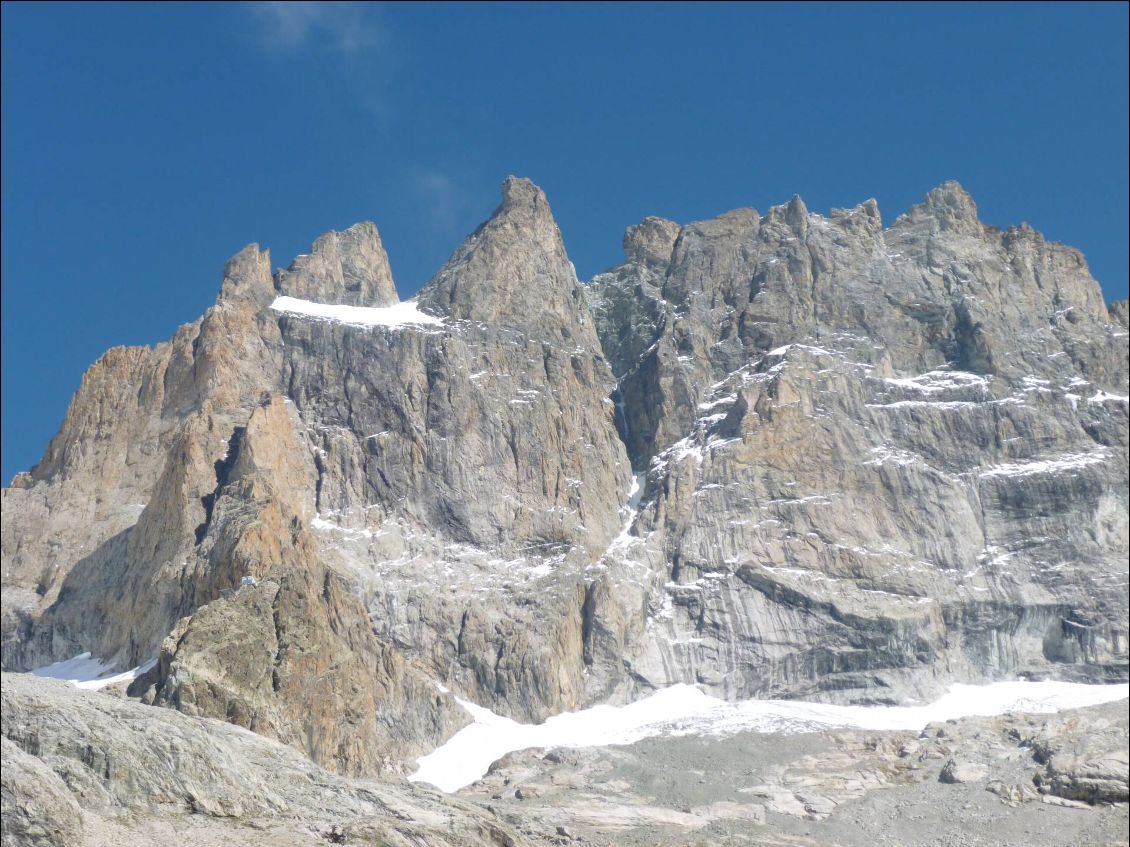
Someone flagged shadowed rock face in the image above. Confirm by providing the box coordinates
[1,177,1126,778]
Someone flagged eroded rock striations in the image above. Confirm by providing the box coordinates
[2,177,1127,792]
[587,181,1129,703]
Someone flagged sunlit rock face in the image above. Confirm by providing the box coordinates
[2,176,1126,777]
[587,181,1128,703]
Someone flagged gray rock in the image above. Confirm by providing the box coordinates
[0,736,83,847]
[939,759,988,784]
[275,221,398,307]
[416,176,600,350]
[1,175,631,768]
[1030,709,1130,804]
[218,243,276,307]
[586,181,1127,704]
[1,177,1126,788]
[0,673,537,846]
[460,699,1129,846]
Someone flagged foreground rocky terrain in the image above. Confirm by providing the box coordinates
[468,698,1129,847]
[1,673,523,847]
[2,673,1126,847]
[2,176,1127,843]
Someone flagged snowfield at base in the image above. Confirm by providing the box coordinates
[30,652,156,690]
[269,296,444,328]
[410,680,1130,793]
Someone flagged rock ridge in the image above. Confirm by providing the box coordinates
[1,177,1125,784]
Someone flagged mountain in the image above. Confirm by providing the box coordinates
[1,176,1127,843]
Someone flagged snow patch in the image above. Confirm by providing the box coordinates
[978,449,1110,479]
[868,398,1022,411]
[270,296,444,328]
[410,680,1129,793]
[311,515,375,539]
[1089,391,1129,405]
[30,652,156,691]
[864,446,920,468]
[607,472,646,553]
[697,394,737,411]
[883,370,990,394]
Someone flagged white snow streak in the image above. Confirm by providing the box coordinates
[978,449,1110,478]
[410,680,1129,793]
[270,296,444,328]
[883,371,990,394]
[30,652,156,690]
[607,473,646,552]
[1089,391,1130,405]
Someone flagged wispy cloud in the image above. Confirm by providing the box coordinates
[252,2,381,55]
[415,172,468,234]
[248,2,394,120]
[410,170,495,240]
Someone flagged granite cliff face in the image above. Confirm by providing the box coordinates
[587,182,1128,704]
[2,178,1127,784]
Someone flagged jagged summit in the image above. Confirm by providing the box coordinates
[415,175,598,348]
[275,220,398,308]
[924,178,977,209]
[498,173,548,211]
[2,177,1125,818]
[891,179,982,235]
[782,193,809,231]
[623,216,680,266]
[218,221,398,311]
[218,243,274,306]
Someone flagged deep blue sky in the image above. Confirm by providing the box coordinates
[2,2,1127,482]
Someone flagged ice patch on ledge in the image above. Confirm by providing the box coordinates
[270,296,444,328]
[1089,390,1130,405]
[605,473,646,556]
[978,449,1110,478]
[864,446,920,467]
[883,370,990,394]
[30,652,156,691]
[410,679,1129,793]
[311,515,375,539]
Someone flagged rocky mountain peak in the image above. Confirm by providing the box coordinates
[218,243,274,306]
[499,174,548,210]
[829,198,884,235]
[784,194,809,230]
[275,221,398,307]
[2,177,1126,841]
[895,179,982,235]
[416,176,599,349]
[760,195,809,237]
[623,216,680,266]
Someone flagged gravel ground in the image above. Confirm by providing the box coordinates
[462,701,1130,847]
